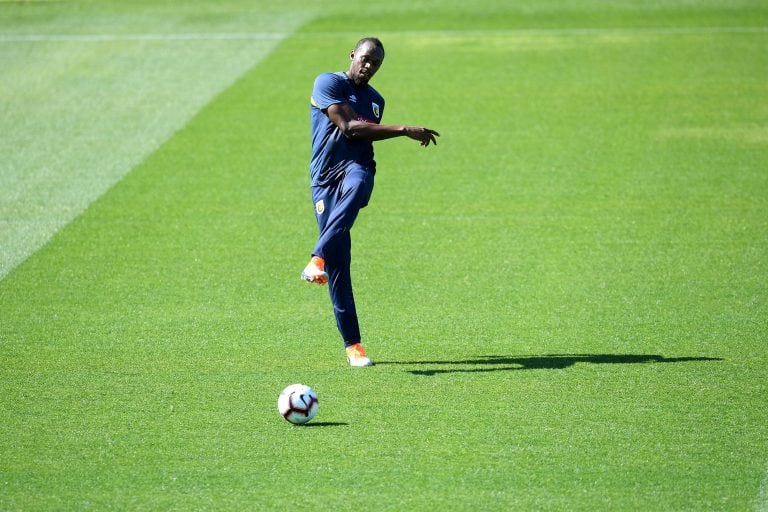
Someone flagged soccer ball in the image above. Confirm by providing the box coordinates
[277,384,319,425]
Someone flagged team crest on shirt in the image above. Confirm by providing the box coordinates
[315,199,325,214]
[372,102,380,119]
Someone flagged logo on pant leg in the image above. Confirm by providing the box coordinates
[315,199,325,214]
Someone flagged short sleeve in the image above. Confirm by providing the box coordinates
[311,73,347,110]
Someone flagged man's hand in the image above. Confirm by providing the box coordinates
[405,126,440,147]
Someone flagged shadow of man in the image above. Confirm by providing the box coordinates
[376,353,722,376]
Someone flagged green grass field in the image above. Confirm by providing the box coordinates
[2,1,767,510]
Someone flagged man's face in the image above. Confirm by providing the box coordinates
[348,42,384,86]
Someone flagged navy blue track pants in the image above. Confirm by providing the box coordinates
[311,164,375,346]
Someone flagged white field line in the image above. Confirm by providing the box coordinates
[0,26,766,43]
[0,32,291,42]
[369,25,768,37]
[757,460,768,512]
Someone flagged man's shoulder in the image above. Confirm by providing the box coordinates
[314,71,347,87]
[312,72,351,109]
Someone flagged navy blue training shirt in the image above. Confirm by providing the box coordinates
[309,71,385,187]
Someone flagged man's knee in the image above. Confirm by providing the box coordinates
[342,170,373,206]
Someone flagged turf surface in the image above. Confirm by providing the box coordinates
[1,1,767,510]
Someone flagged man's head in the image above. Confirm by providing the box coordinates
[348,37,385,86]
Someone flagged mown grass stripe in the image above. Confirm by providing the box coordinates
[0,15,310,280]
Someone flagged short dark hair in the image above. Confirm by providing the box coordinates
[354,37,384,56]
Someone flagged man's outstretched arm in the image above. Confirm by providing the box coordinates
[326,102,439,147]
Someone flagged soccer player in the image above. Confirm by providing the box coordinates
[301,37,439,367]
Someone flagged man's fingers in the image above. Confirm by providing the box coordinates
[409,127,439,146]
[422,128,439,146]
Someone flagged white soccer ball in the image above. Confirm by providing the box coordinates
[277,384,319,425]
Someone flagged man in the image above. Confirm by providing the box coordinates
[301,37,439,367]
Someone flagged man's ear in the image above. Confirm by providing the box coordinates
[349,50,355,60]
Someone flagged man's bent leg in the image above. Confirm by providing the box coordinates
[311,167,374,260]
